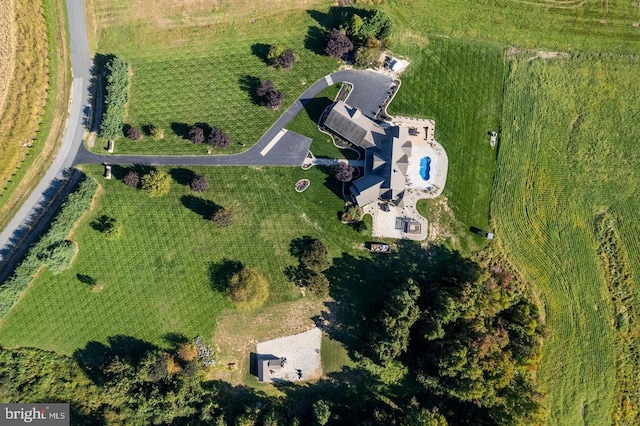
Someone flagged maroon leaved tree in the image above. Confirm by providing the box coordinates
[189,174,209,192]
[208,127,230,149]
[188,126,205,144]
[125,125,143,140]
[278,49,296,70]
[257,80,285,110]
[123,171,140,188]
[335,162,356,183]
[324,28,354,59]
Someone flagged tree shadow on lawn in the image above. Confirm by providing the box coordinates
[304,26,326,56]
[180,195,220,219]
[250,43,271,65]
[73,335,158,384]
[170,122,190,140]
[317,242,472,359]
[169,168,195,186]
[238,75,262,105]
[317,165,346,202]
[300,97,333,123]
[209,258,243,292]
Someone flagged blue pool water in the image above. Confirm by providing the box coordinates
[420,156,431,181]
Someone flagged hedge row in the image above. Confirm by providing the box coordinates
[0,176,98,317]
[99,56,130,141]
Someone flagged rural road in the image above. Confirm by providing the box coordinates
[0,0,394,266]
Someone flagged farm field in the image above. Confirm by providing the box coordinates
[0,0,70,232]
[384,0,640,54]
[388,38,504,251]
[84,0,339,155]
[0,164,374,356]
[492,54,640,425]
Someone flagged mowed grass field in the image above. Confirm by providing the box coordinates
[492,55,640,425]
[0,165,373,355]
[388,38,504,252]
[85,0,339,154]
[384,0,640,53]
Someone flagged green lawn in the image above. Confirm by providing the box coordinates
[0,165,373,355]
[388,37,505,235]
[321,333,356,375]
[384,0,640,54]
[492,54,640,425]
[86,1,339,155]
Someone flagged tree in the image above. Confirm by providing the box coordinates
[228,267,270,310]
[278,48,296,70]
[335,162,355,182]
[306,270,330,298]
[211,207,234,228]
[312,400,331,426]
[123,171,140,188]
[189,175,209,192]
[324,28,353,59]
[125,125,142,140]
[257,80,285,110]
[150,125,164,140]
[141,170,171,197]
[372,280,420,360]
[208,127,230,148]
[188,125,205,144]
[299,238,331,272]
[266,45,283,65]
[100,56,130,141]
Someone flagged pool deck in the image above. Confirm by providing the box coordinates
[364,116,448,241]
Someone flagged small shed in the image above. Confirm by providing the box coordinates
[257,356,287,382]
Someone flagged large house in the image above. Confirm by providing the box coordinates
[323,100,412,206]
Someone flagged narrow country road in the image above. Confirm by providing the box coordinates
[0,0,394,267]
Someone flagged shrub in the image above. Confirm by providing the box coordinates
[278,48,296,70]
[125,125,142,140]
[266,45,283,65]
[188,126,205,144]
[39,240,76,274]
[189,175,209,192]
[299,238,331,272]
[208,127,230,149]
[211,207,233,228]
[123,171,140,188]
[335,162,355,182]
[257,80,285,110]
[341,205,363,223]
[306,270,330,298]
[99,56,130,141]
[150,125,164,140]
[141,170,171,197]
[228,267,270,310]
[324,28,353,59]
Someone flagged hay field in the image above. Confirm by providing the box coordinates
[0,0,16,118]
[492,54,640,425]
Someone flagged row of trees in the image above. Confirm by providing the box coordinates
[99,56,130,141]
[324,8,393,67]
[188,124,231,148]
[123,124,165,141]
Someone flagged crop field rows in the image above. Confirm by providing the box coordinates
[0,0,15,116]
[0,165,370,355]
[388,37,504,235]
[492,55,640,425]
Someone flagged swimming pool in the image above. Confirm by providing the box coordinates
[420,156,431,181]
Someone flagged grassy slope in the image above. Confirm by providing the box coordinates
[388,38,504,251]
[85,0,338,154]
[0,0,70,232]
[0,165,373,355]
[385,0,640,53]
[492,55,640,425]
